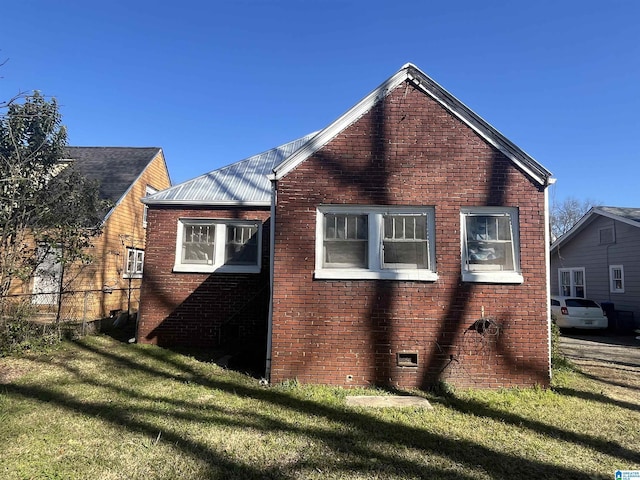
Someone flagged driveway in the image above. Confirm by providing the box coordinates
[559,332,640,405]
[560,333,640,373]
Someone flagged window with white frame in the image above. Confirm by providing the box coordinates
[124,248,144,278]
[142,186,157,228]
[558,267,585,297]
[609,265,624,293]
[174,219,261,273]
[461,207,523,283]
[315,206,437,281]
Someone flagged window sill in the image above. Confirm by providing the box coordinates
[462,271,524,284]
[123,274,143,279]
[314,269,438,282]
[173,264,261,274]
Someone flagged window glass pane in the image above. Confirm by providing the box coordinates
[325,215,337,239]
[325,214,367,240]
[182,223,215,264]
[465,214,514,272]
[135,251,144,273]
[324,242,368,267]
[573,270,584,286]
[383,215,428,269]
[565,299,599,308]
[225,225,258,265]
[127,250,135,273]
[323,214,368,268]
[466,215,512,241]
[394,217,404,239]
[612,267,623,291]
[337,216,346,239]
[573,270,584,297]
[383,242,428,268]
[560,270,571,296]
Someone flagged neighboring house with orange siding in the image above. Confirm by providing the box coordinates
[26,147,171,323]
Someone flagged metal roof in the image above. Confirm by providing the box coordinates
[144,133,318,206]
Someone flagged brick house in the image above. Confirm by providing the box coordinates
[138,64,554,389]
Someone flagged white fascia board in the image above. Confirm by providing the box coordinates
[272,68,411,180]
[141,199,271,207]
[405,71,552,188]
[273,63,552,187]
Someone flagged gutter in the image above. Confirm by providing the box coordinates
[544,180,553,381]
[264,178,277,381]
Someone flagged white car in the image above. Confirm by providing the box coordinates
[550,296,608,330]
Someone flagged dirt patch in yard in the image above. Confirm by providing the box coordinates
[0,359,31,384]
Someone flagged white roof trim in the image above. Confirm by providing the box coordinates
[141,199,271,207]
[272,68,408,181]
[272,63,552,187]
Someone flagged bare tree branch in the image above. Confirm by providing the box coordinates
[550,196,599,242]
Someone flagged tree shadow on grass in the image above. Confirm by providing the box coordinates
[574,370,640,392]
[552,386,640,413]
[4,338,638,479]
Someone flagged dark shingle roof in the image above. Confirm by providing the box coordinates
[597,206,640,223]
[63,146,162,205]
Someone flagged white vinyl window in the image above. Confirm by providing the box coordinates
[383,215,430,269]
[315,205,437,281]
[174,219,261,273]
[461,207,523,283]
[609,265,624,293]
[558,267,585,297]
[323,213,369,268]
[225,224,259,265]
[124,248,144,278]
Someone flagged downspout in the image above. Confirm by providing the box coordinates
[544,177,556,380]
[264,178,277,381]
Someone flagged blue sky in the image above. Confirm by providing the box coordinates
[3,1,639,208]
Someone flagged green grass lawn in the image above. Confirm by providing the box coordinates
[1,335,638,479]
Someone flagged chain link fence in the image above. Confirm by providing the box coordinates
[2,285,141,334]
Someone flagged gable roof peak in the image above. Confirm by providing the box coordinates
[63,146,165,220]
[550,205,640,252]
[273,63,553,187]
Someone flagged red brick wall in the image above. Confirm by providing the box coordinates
[137,207,271,350]
[270,81,550,389]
